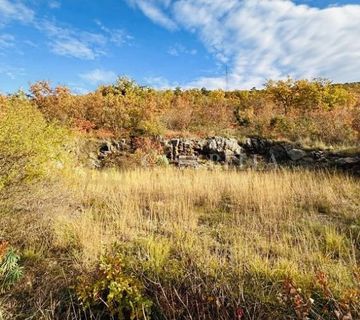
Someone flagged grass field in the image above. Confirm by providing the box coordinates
[1,167,359,319]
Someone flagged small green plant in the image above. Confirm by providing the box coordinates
[0,242,23,293]
[155,155,169,167]
[76,253,152,320]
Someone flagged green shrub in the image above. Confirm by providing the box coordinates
[269,115,293,133]
[0,96,72,194]
[156,155,169,167]
[76,253,153,320]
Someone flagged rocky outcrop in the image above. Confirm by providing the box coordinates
[163,137,243,165]
[242,137,360,173]
[95,136,360,174]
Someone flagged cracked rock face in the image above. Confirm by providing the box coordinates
[244,137,271,154]
[206,137,242,155]
[163,137,244,163]
[94,136,360,174]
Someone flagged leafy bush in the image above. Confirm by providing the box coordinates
[0,96,72,196]
[76,253,153,320]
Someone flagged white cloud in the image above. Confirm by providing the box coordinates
[95,20,133,46]
[127,0,177,30]
[51,39,98,60]
[129,0,360,89]
[23,39,38,47]
[80,69,117,84]
[37,20,108,60]
[0,0,35,25]
[144,76,179,89]
[186,76,226,90]
[0,33,15,48]
[0,65,25,79]
[168,43,197,56]
[49,1,61,9]
[35,18,133,60]
[0,2,131,61]
[68,85,90,95]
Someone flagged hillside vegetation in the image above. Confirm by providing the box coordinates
[25,78,360,146]
[0,80,359,319]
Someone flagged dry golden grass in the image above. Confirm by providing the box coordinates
[49,167,360,318]
[1,166,359,319]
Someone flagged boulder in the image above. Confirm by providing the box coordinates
[204,137,243,162]
[166,138,196,160]
[177,155,199,168]
[225,138,243,155]
[99,139,132,156]
[205,137,242,153]
[311,151,326,161]
[287,149,307,161]
[334,157,360,166]
[269,144,288,162]
[243,137,271,154]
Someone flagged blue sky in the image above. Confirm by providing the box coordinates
[0,0,359,93]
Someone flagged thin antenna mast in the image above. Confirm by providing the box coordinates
[225,64,229,91]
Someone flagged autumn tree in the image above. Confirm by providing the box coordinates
[266,77,354,114]
[266,77,296,115]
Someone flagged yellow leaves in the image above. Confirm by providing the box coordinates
[0,98,73,192]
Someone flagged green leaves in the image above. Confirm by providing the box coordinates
[0,246,23,293]
[76,253,153,320]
